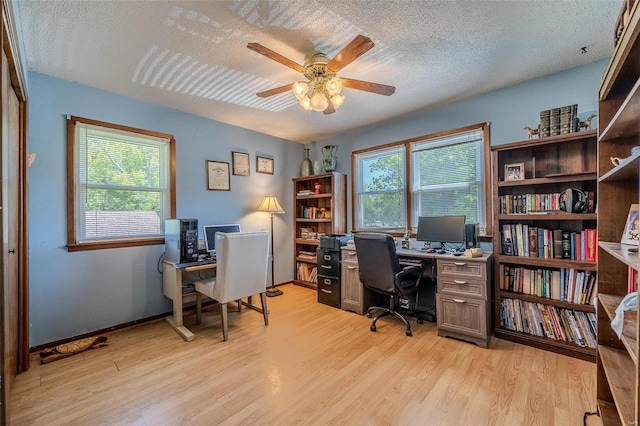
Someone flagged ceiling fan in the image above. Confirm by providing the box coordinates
[247,35,395,115]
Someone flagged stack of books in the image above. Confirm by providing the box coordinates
[539,104,578,137]
[297,189,314,196]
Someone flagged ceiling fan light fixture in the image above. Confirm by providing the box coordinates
[292,81,309,100]
[326,77,342,96]
[299,96,312,110]
[330,94,345,109]
[310,91,329,112]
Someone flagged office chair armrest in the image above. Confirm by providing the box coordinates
[395,265,422,287]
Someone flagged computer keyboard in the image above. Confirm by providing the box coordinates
[174,258,215,269]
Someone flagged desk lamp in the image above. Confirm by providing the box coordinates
[257,195,285,297]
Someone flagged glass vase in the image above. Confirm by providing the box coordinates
[301,148,312,177]
[322,145,338,172]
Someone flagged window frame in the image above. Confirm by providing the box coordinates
[66,115,176,252]
[351,122,492,237]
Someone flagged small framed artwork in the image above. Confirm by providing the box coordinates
[504,162,525,181]
[206,160,230,191]
[256,156,274,175]
[621,204,640,245]
[232,152,250,176]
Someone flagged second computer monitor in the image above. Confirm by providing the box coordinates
[203,223,241,253]
[416,215,466,246]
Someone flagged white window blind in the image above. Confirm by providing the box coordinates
[354,145,406,231]
[410,129,485,227]
[74,122,171,242]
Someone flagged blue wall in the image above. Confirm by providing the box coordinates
[28,73,298,346]
[28,59,608,347]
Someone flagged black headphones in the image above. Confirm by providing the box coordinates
[559,188,587,213]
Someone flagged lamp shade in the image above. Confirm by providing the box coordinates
[257,195,285,214]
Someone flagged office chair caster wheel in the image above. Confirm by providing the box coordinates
[406,330,412,337]
[417,318,424,324]
[370,325,377,332]
[366,312,373,318]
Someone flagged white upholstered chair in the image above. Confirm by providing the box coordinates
[194,230,270,341]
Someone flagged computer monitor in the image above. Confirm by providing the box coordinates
[203,223,241,253]
[416,215,466,252]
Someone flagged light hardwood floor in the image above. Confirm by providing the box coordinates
[11,284,601,425]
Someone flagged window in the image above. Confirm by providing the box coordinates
[354,145,407,231]
[352,123,491,235]
[66,116,176,251]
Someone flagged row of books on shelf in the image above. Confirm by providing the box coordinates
[297,250,317,262]
[499,298,597,349]
[539,104,579,138]
[296,262,317,283]
[499,192,595,214]
[300,206,331,219]
[500,265,597,305]
[501,224,597,262]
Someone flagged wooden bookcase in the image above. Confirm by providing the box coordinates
[596,0,640,423]
[491,129,598,362]
[292,172,346,289]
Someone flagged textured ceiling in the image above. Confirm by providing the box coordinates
[16,0,620,143]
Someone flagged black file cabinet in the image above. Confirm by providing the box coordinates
[317,248,341,308]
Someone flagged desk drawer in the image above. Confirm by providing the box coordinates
[341,248,358,265]
[436,294,488,339]
[437,259,486,280]
[438,277,487,299]
[317,249,340,275]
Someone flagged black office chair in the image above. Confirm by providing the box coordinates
[354,232,422,336]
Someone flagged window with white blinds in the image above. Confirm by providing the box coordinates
[67,116,175,250]
[410,129,486,227]
[352,123,491,235]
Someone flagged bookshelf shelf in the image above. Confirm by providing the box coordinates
[293,172,346,290]
[596,0,640,422]
[492,127,598,360]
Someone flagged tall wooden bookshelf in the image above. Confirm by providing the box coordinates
[292,172,346,289]
[491,130,598,361]
[596,0,640,423]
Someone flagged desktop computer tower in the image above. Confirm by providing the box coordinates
[465,223,477,249]
[165,219,199,263]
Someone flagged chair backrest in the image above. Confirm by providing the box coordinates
[213,231,270,303]
[354,232,402,295]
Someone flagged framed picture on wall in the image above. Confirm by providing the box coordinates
[256,156,274,175]
[206,160,230,191]
[232,152,250,176]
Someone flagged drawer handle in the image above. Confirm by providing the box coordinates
[454,262,466,266]
[453,298,466,303]
[347,266,357,270]
[454,280,467,285]
[345,252,356,257]
[321,289,332,294]
[321,265,332,269]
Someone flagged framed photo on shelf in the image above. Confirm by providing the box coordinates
[504,162,525,181]
[256,156,274,175]
[621,204,640,245]
[206,160,230,191]
[231,152,250,176]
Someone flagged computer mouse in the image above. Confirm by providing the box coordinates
[453,252,463,256]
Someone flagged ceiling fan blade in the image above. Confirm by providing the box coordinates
[341,78,395,96]
[247,43,306,73]
[256,84,293,98]
[326,35,375,73]
[324,103,336,115]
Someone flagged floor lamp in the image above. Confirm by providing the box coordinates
[257,195,285,297]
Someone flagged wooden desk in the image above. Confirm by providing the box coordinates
[162,260,216,341]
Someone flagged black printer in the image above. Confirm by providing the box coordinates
[319,233,353,250]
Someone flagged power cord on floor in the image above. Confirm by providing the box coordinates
[583,409,599,425]
[157,252,165,274]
